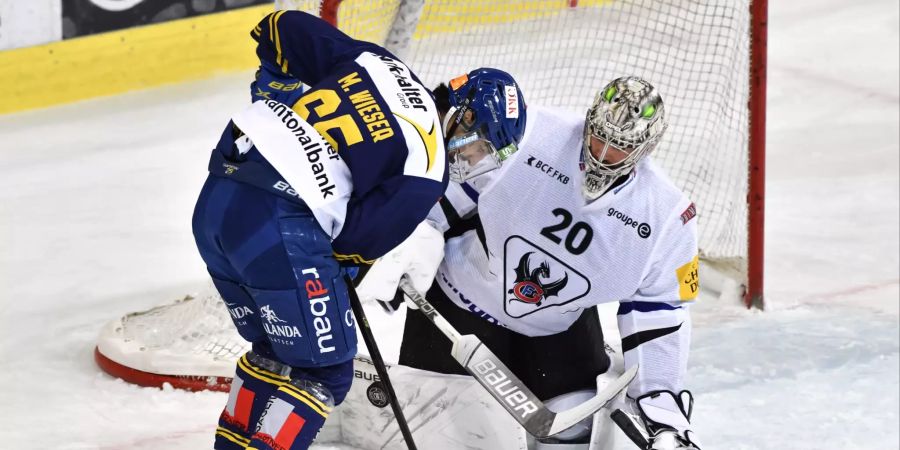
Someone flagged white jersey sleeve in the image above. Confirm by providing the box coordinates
[613,165,698,397]
[426,180,480,233]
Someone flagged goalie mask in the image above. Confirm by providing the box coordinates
[443,68,527,182]
[581,76,668,200]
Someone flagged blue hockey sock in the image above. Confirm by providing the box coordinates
[215,353,290,450]
[246,378,334,450]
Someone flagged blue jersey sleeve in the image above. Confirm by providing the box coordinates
[332,175,446,265]
[251,10,388,85]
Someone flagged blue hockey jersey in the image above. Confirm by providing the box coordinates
[210,10,448,265]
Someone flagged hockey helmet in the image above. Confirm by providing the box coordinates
[443,68,527,182]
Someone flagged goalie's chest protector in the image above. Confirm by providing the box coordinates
[437,108,691,336]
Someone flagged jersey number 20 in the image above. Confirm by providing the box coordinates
[540,208,593,255]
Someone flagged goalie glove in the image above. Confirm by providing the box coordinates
[355,221,444,311]
[611,390,700,450]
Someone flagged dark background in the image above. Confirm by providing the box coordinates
[62,0,273,38]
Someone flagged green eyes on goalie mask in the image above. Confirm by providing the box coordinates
[581,76,668,200]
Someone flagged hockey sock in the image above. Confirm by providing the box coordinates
[246,378,334,450]
[215,352,290,450]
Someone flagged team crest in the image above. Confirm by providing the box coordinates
[507,252,568,306]
[503,236,590,318]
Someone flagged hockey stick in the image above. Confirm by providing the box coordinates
[610,408,650,448]
[398,278,637,439]
[345,274,418,450]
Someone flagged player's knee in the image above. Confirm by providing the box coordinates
[290,357,354,406]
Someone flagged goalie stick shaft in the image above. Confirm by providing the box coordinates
[398,277,637,439]
[345,275,418,450]
[611,408,651,449]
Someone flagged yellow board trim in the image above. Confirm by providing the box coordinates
[333,0,612,43]
[0,2,615,115]
[0,5,272,115]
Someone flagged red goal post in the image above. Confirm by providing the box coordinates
[94,0,767,393]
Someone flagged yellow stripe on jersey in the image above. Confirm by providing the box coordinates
[272,10,289,73]
[267,12,275,45]
[393,111,439,173]
[216,426,250,447]
[333,252,375,265]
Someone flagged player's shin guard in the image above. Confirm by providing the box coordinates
[247,377,334,450]
[215,352,291,450]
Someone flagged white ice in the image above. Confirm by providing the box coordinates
[1,0,897,449]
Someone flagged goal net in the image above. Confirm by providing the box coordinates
[95,0,765,391]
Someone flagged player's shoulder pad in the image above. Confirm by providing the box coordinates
[354,51,446,182]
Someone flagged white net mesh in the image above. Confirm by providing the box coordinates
[122,291,246,361]
[96,287,249,377]
[99,0,754,380]
[278,0,752,270]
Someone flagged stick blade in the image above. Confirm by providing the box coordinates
[545,365,638,437]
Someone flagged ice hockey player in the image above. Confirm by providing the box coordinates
[358,76,702,449]
[191,9,467,450]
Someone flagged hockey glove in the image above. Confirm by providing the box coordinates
[250,61,305,104]
[612,390,700,450]
[355,221,444,312]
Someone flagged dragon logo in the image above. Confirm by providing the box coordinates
[259,305,287,324]
[507,252,569,306]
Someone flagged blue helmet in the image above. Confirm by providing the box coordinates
[444,68,527,182]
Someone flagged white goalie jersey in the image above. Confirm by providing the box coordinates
[428,106,699,396]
